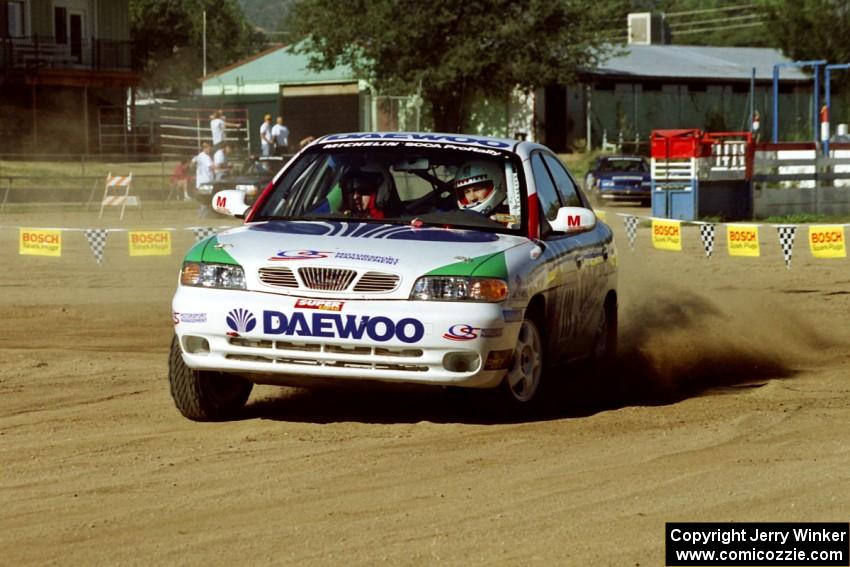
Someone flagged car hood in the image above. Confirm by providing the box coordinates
[186,219,527,299]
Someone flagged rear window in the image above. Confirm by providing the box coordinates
[598,158,648,173]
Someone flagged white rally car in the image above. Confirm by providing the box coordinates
[169,132,618,420]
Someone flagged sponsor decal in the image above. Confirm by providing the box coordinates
[262,311,424,344]
[335,251,399,265]
[226,308,257,333]
[268,250,330,261]
[726,225,760,257]
[19,228,61,257]
[294,298,345,311]
[322,132,511,149]
[443,324,502,340]
[129,231,171,256]
[443,324,479,341]
[651,219,682,251]
[173,312,207,325]
[809,225,846,258]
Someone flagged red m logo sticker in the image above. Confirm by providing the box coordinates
[215,195,227,208]
[567,215,581,227]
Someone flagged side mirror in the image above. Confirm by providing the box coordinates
[549,206,596,234]
[211,190,250,217]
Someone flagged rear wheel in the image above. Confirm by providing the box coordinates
[168,335,253,421]
[592,297,618,363]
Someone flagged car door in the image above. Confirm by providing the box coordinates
[542,152,610,355]
[528,151,585,360]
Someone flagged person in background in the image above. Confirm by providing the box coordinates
[213,143,232,181]
[260,114,273,157]
[752,110,761,143]
[272,116,290,156]
[192,142,214,217]
[170,156,191,200]
[210,110,226,149]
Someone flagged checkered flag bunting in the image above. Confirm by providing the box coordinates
[699,223,716,258]
[622,215,639,251]
[776,225,796,270]
[84,229,109,265]
[192,227,218,243]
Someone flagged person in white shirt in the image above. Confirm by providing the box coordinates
[192,143,214,216]
[213,143,232,180]
[259,114,273,157]
[271,116,290,156]
[210,110,226,148]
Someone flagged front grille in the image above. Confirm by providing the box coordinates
[225,337,427,372]
[258,267,298,288]
[257,266,400,293]
[299,267,357,291]
[353,271,400,292]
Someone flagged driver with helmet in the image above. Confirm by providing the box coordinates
[453,160,509,221]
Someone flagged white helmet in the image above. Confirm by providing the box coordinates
[454,161,506,216]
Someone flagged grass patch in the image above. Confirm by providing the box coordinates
[759,213,850,224]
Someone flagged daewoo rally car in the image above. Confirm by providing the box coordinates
[169,132,618,420]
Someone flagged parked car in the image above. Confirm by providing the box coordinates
[169,133,618,420]
[194,155,285,207]
[584,155,651,206]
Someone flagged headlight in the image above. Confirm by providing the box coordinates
[180,262,246,290]
[410,276,508,302]
[235,184,258,195]
[198,184,214,195]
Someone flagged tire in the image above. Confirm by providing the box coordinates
[500,317,545,407]
[168,335,253,421]
[592,297,618,363]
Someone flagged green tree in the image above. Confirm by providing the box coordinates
[131,0,266,94]
[290,0,624,132]
[760,0,850,66]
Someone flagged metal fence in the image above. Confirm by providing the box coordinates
[0,153,194,210]
[0,35,134,72]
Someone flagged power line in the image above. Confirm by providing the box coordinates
[671,14,761,30]
[672,21,766,36]
[665,4,757,18]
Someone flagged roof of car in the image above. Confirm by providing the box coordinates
[314,132,520,151]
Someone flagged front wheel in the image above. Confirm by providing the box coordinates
[168,335,253,421]
[501,318,544,406]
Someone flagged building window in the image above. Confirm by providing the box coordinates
[5,1,25,37]
[54,6,67,43]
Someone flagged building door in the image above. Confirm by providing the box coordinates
[69,11,83,63]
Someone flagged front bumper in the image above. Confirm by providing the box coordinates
[172,287,522,389]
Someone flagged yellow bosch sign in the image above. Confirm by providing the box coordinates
[651,219,682,251]
[128,231,171,256]
[809,225,846,258]
[727,225,760,257]
[19,228,61,257]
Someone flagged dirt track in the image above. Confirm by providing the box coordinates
[2,204,849,565]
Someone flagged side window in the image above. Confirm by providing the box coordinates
[530,153,562,222]
[543,153,583,207]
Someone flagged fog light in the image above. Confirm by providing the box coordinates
[183,335,210,354]
[484,349,513,370]
[443,352,481,373]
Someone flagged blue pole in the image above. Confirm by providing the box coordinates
[813,64,820,146]
[772,65,779,143]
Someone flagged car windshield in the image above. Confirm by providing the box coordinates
[251,144,526,233]
[598,158,648,173]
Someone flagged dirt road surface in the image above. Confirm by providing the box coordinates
[2,204,848,565]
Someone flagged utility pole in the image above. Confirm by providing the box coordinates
[202,10,207,77]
